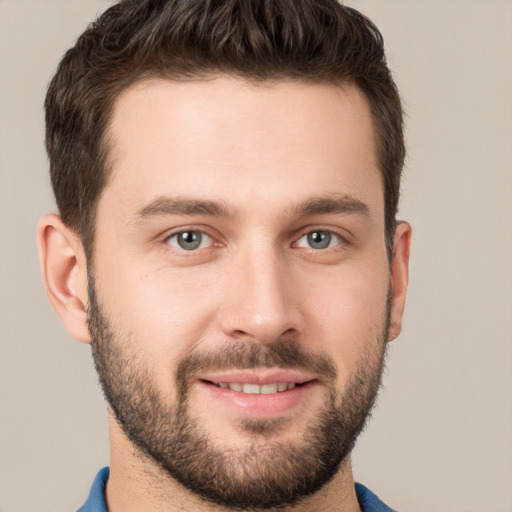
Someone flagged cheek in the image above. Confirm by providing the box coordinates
[93,259,221,390]
[298,261,389,380]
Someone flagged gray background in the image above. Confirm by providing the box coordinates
[1,1,511,511]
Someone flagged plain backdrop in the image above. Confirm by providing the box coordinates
[0,1,511,511]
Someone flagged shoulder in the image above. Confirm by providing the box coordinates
[355,483,398,512]
[76,467,109,512]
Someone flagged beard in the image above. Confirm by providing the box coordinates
[88,278,388,510]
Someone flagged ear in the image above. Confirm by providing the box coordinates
[37,214,91,344]
[387,221,412,341]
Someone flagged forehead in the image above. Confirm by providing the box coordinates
[102,76,382,218]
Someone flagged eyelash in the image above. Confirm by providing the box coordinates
[163,227,347,254]
[165,229,215,252]
[294,230,345,251]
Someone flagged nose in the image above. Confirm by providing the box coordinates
[217,246,305,345]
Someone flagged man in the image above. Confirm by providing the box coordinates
[38,0,411,510]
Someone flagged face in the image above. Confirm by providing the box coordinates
[88,77,398,508]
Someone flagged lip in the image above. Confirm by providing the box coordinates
[195,369,317,386]
[194,369,319,417]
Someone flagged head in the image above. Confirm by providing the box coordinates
[45,0,404,258]
[40,1,410,509]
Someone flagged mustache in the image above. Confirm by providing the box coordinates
[176,339,338,394]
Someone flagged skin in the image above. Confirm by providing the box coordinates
[38,76,411,511]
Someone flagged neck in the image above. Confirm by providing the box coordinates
[105,414,361,512]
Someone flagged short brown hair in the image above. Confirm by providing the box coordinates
[45,0,405,255]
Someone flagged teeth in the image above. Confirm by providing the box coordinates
[260,383,278,394]
[217,382,298,394]
[242,383,260,394]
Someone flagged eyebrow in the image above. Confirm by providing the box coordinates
[132,196,237,222]
[131,194,369,223]
[294,195,370,218]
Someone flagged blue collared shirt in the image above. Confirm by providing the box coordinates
[77,467,397,511]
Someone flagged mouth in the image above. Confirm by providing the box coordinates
[206,381,305,394]
[194,370,319,417]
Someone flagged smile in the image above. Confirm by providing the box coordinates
[212,382,299,394]
[194,370,318,416]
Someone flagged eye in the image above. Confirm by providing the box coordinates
[166,230,213,251]
[296,230,342,250]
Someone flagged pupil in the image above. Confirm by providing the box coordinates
[179,232,201,250]
[308,231,330,249]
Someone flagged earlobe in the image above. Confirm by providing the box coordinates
[387,221,412,341]
[37,214,91,344]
